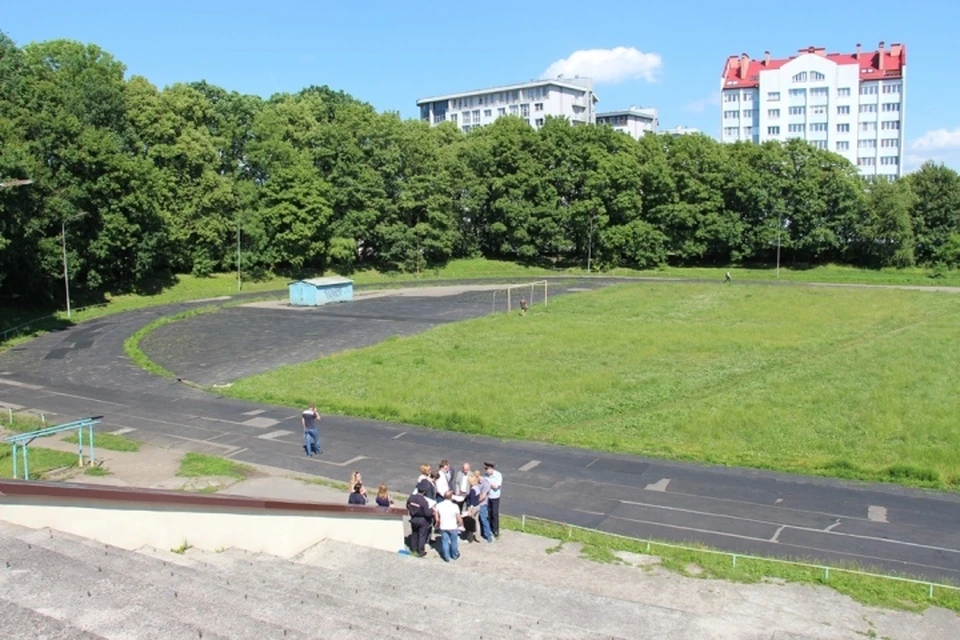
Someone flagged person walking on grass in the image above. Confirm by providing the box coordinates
[484,462,503,538]
[301,403,321,456]
[435,490,464,562]
[520,297,529,316]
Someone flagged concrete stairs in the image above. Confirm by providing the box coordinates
[0,520,650,640]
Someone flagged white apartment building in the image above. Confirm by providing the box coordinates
[661,126,701,137]
[417,77,598,132]
[719,42,906,179]
[596,106,658,139]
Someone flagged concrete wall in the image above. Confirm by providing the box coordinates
[0,499,405,557]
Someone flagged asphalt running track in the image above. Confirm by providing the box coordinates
[1,277,959,585]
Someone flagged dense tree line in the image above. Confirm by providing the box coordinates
[2,36,959,305]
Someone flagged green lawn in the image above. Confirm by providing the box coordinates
[62,432,140,452]
[3,259,957,353]
[176,452,252,480]
[225,283,960,489]
[0,444,78,480]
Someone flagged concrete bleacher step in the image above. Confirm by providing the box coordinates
[0,598,110,640]
[2,524,402,640]
[215,542,654,640]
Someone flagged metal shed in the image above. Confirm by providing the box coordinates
[288,276,354,307]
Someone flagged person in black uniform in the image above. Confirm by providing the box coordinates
[406,480,435,557]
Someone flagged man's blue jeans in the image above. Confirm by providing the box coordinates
[440,529,460,561]
[303,428,320,455]
[478,503,493,542]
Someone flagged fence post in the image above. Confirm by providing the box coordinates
[22,444,29,480]
[544,281,548,307]
[89,423,95,466]
[732,554,737,568]
[824,567,829,582]
[41,413,46,425]
[12,443,18,479]
[929,583,934,599]
[77,426,84,467]
[7,407,12,425]
[521,514,526,531]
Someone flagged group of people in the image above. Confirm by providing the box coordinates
[405,460,503,561]
[341,460,504,563]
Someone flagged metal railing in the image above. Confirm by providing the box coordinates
[519,514,960,600]
[4,417,103,479]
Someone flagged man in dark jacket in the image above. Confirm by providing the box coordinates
[406,480,435,557]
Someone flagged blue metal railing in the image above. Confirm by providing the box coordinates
[4,416,103,479]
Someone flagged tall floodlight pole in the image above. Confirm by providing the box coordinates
[62,211,88,319]
[237,218,242,292]
[776,212,782,280]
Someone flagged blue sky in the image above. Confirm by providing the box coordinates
[3,0,958,171]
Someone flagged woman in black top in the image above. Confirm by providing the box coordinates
[348,483,367,505]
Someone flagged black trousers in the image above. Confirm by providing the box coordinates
[488,497,500,537]
[410,516,430,553]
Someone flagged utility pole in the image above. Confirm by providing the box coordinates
[586,211,595,273]
[62,211,88,319]
[237,218,242,292]
[776,212,782,279]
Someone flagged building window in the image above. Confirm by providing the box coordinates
[483,109,492,118]
[811,106,826,115]
[811,71,826,81]
[860,122,877,132]
[509,105,518,116]
[810,123,828,132]
[744,126,753,136]
[881,120,900,130]
[520,104,530,118]
[882,84,901,94]
[788,106,805,115]
[724,110,738,119]
[838,87,851,97]
[767,108,780,119]
[432,114,444,124]
[497,107,506,116]
[450,114,457,124]
[881,138,899,148]
[810,87,828,98]
[792,71,808,83]
[882,103,901,112]
[859,104,877,113]
[534,103,544,111]
[837,105,850,115]
[880,156,900,166]
[535,118,544,127]
[859,139,877,149]
[743,109,754,117]
[837,123,850,133]
[812,140,828,149]
[724,92,738,102]
[462,125,471,133]
[788,88,806,97]
[788,123,805,133]
[723,126,738,136]
[767,126,780,135]
[767,91,780,102]
[837,141,850,151]
[857,157,876,167]
[860,84,878,95]
[743,92,753,101]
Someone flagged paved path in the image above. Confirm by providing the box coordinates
[1,278,959,585]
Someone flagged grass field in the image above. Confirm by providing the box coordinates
[226,283,960,489]
[176,453,252,480]
[4,259,958,353]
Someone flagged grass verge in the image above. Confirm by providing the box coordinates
[62,432,140,452]
[505,515,960,613]
[176,453,252,480]
[0,445,78,480]
[226,283,960,491]
[123,305,220,378]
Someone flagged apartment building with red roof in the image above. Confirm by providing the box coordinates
[720,42,906,178]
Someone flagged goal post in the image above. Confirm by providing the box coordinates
[492,280,549,313]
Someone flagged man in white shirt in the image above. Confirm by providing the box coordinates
[435,491,464,561]
[484,462,503,538]
[453,462,471,511]
[435,461,451,499]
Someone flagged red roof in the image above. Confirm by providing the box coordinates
[721,44,906,89]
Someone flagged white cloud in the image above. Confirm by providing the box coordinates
[910,127,960,151]
[541,47,662,84]
[684,91,720,113]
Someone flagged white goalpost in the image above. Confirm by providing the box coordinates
[491,280,549,314]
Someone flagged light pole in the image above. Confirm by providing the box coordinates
[776,212,782,280]
[62,211,88,319]
[236,217,242,292]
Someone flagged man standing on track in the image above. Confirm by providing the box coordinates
[302,403,321,456]
[484,462,502,539]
